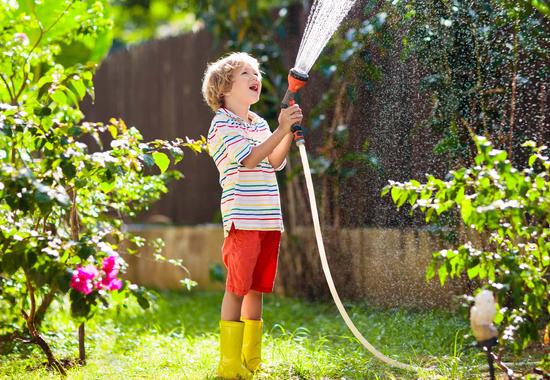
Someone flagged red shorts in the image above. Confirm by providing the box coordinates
[222,225,281,296]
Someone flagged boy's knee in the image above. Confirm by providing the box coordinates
[226,289,246,298]
[246,290,263,298]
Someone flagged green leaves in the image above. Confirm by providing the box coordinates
[460,198,472,223]
[383,135,550,353]
[1,248,22,275]
[0,0,204,363]
[152,152,170,173]
[129,285,154,310]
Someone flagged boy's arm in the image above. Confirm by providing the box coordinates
[241,104,302,169]
[268,132,293,170]
[241,127,289,169]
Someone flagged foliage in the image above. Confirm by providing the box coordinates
[109,0,289,48]
[387,0,548,165]
[110,0,198,46]
[0,0,205,372]
[382,135,549,355]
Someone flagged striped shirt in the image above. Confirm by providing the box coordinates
[207,108,286,237]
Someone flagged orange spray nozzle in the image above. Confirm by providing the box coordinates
[288,68,309,92]
[281,68,309,145]
[282,68,309,108]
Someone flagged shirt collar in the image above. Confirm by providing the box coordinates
[217,107,262,125]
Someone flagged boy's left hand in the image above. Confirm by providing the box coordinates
[278,104,303,133]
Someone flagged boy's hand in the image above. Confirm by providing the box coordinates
[278,104,303,133]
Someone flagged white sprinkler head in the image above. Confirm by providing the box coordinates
[473,290,497,324]
[470,289,498,342]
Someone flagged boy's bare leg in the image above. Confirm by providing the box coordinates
[221,291,244,321]
[241,290,263,320]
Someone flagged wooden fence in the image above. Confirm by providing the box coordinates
[82,30,222,225]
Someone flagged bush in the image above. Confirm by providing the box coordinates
[383,135,549,356]
[0,0,204,373]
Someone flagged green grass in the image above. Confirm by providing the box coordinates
[0,290,540,379]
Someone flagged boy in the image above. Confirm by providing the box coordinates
[202,52,302,378]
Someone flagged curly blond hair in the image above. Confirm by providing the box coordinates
[201,52,262,112]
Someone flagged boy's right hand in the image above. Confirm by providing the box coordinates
[278,104,303,133]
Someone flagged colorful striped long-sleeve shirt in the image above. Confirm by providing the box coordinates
[207,108,286,237]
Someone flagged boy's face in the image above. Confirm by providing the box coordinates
[224,62,262,107]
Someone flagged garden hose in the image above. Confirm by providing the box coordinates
[282,67,419,372]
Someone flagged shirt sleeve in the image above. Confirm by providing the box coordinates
[216,124,253,165]
[273,158,287,171]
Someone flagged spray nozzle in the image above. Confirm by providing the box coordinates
[282,68,309,108]
[281,68,309,145]
[288,68,309,92]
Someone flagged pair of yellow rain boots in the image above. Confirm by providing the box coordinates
[217,318,263,379]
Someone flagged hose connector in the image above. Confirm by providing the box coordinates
[291,125,305,145]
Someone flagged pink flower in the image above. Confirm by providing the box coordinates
[70,255,123,295]
[104,277,123,291]
[102,255,119,278]
[13,33,29,46]
[97,255,123,291]
[70,264,99,295]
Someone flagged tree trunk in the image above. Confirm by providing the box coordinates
[34,290,56,328]
[21,272,66,376]
[78,323,86,364]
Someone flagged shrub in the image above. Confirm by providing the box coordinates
[383,135,549,355]
[0,0,204,373]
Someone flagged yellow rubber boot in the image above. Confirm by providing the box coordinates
[241,318,263,372]
[217,320,252,379]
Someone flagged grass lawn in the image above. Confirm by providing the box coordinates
[0,290,543,379]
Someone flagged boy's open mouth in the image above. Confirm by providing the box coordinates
[249,84,259,92]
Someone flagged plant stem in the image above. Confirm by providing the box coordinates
[34,290,56,328]
[21,270,66,376]
[0,73,15,102]
[78,323,86,364]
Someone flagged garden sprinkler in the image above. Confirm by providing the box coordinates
[281,68,309,145]
[470,290,514,379]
